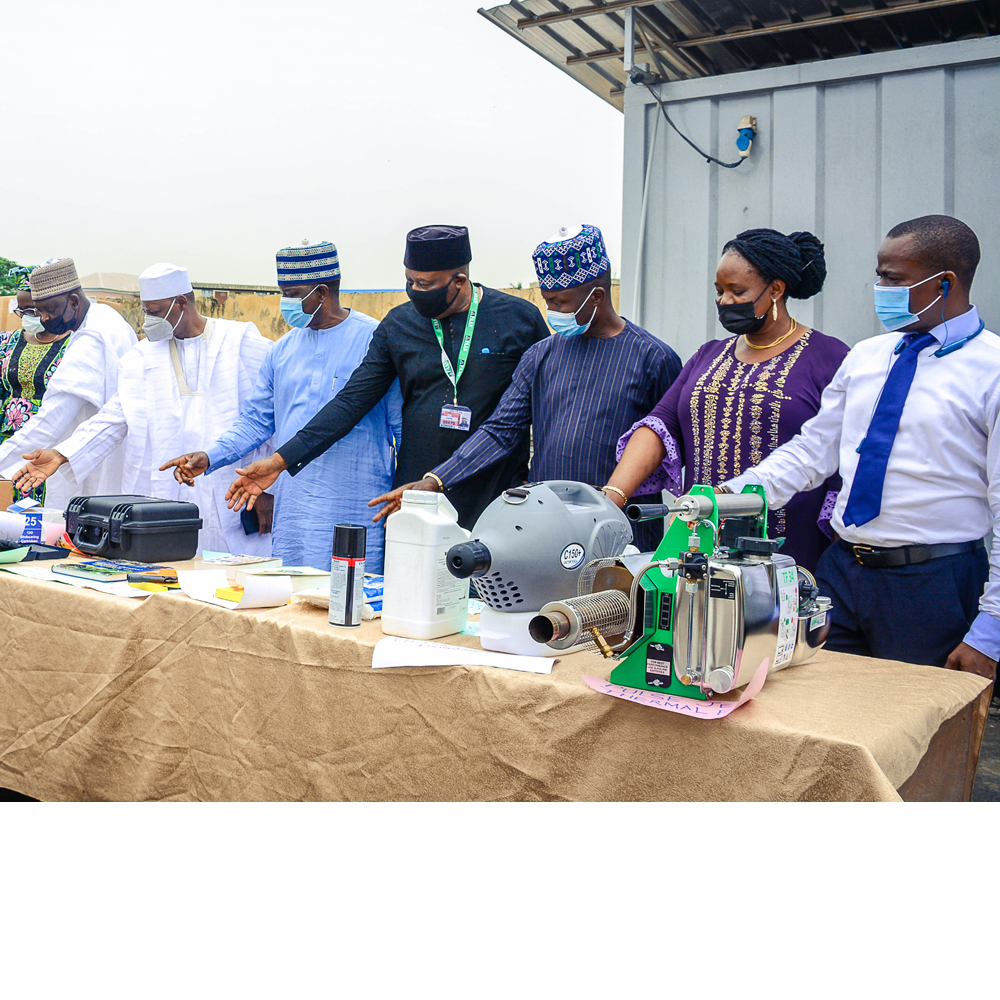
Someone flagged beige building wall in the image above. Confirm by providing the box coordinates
[2,294,139,334]
[196,283,619,343]
[3,283,620,340]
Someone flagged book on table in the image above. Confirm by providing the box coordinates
[234,565,330,592]
[192,552,283,582]
[51,559,174,583]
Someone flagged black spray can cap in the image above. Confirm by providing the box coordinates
[333,523,367,559]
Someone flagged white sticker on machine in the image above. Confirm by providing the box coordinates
[774,566,798,668]
[809,611,827,631]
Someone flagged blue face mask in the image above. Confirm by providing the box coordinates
[873,271,945,332]
[280,285,322,329]
[546,288,597,337]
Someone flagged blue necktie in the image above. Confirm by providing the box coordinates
[842,332,938,528]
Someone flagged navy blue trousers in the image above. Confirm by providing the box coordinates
[815,540,989,667]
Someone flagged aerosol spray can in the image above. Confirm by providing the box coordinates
[329,524,367,628]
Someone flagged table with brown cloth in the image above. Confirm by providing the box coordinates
[0,568,990,801]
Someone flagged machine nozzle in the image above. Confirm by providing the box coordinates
[528,610,572,644]
[445,540,492,579]
[628,492,765,524]
[625,503,675,523]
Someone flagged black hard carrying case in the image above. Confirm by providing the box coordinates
[65,495,203,562]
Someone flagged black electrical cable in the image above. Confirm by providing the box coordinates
[644,82,746,169]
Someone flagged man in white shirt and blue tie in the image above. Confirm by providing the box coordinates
[725,215,999,682]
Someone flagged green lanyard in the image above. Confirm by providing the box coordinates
[431,285,479,405]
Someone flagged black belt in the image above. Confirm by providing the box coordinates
[844,538,985,569]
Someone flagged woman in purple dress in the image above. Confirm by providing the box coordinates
[603,228,849,572]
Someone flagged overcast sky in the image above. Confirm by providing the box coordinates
[3,0,624,290]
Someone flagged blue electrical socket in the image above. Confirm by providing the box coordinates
[736,115,757,157]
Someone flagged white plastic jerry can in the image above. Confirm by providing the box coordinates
[381,490,471,640]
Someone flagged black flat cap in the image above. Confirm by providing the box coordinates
[404,225,472,272]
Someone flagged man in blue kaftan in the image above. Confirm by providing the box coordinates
[161,241,401,572]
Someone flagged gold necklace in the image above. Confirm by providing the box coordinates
[743,317,797,351]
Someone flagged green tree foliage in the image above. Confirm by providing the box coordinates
[0,257,23,295]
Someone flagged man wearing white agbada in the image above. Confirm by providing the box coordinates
[0,257,136,510]
[11,263,274,556]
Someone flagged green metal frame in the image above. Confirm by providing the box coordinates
[609,484,768,699]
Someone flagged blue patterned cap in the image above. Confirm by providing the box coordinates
[275,240,340,286]
[532,224,610,290]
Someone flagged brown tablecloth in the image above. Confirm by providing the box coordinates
[0,569,988,801]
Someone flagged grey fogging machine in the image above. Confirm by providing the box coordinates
[445,481,632,656]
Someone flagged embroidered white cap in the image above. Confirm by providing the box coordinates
[139,262,193,301]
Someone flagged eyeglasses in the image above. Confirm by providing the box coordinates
[13,307,41,318]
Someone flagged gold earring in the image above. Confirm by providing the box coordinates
[772,298,778,321]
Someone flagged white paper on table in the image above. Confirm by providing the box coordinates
[0,563,148,598]
[0,563,73,584]
[177,568,292,610]
[372,636,556,675]
[0,510,27,545]
[78,579,149,599]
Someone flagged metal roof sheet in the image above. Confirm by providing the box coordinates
[479,0,1000,108]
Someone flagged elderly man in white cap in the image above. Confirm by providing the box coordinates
[0,257,136,508]
[11,263,275,555]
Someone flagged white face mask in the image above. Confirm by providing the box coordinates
[143,298,181,342]
[21,313,46,336]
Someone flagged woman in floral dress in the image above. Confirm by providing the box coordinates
[1,269,71,504]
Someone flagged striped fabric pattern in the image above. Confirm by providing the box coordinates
[433,320,682,550]
[275,241,341,285]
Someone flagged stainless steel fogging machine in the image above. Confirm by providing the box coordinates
[527,484,832,698]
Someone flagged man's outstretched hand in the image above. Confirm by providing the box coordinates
[226,454,288,512]
[368,477,441,523]
[12,449,67,491]
[159,451,210,486]
[945,641,997,682]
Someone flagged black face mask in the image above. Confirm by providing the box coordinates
[716,286,769,336]
[407,276,461,319]
[41,300,75,337]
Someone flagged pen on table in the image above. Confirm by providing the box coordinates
[126,573,179,584]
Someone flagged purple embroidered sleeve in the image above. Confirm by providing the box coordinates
[818,490,838,539]
[616,416,683,496]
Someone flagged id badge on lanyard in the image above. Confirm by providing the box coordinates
[432,286,478,432]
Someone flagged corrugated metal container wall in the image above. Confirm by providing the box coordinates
[621,36,1000,362]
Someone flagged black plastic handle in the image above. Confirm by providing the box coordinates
[72,525,110,555]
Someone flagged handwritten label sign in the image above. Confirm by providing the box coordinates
[582,658,769,719]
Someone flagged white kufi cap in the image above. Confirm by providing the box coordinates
[139,262,193,300]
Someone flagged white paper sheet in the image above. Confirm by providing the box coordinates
[177,569,292,610]
[0,563,73,584]
[371,636,556,675]
[0,563,149,598]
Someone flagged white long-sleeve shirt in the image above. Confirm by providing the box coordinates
[0,302,136,508]
[729,306,1000,660]
[54,319,273,556]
